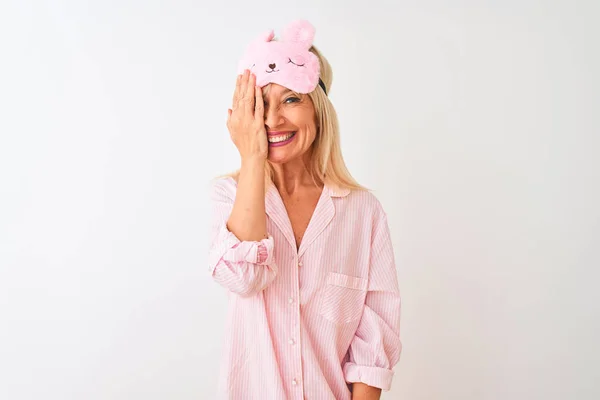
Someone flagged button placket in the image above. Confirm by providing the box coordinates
[292,257,304,397]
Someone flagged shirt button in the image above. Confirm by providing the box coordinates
[289,338,295,345]
[298,261,303,267]
[292,379,297,386]
[288,297,293,304]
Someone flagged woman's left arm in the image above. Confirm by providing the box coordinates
[351,382,382,399]
[344,214,402,394]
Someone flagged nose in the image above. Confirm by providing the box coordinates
[269,63,276,70]
[264,103,284,129]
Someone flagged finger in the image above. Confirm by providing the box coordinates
[254,85,264,119]
[245,73,256,101]
[238,69,249,102]
[232,75,241,107]
[244,74,256,113]
[236,70,249,111]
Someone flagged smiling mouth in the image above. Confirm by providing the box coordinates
[267,131,296,143]
[265,69,280,73]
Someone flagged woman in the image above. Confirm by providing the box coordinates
[209,20,401,400]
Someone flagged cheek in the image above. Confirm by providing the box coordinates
[284,107,317,146]
[306,123,317,142]
[304,118,318,142]
[298,112,317,137]
[294,121,316,146]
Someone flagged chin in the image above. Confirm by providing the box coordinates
[267,152,291,164]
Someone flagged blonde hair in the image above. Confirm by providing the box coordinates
[222,45,367,192]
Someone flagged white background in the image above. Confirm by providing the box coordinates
[1,1,599,399]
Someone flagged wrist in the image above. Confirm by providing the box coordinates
[241,156,266,169]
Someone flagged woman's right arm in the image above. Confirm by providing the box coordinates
[227,69,269,242]
[227,157,268,242]
[208,70,275,297]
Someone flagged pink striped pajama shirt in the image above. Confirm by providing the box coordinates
[209,177,402,399]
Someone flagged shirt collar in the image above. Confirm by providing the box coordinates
[324,181,351,198]
[264,179,351,198]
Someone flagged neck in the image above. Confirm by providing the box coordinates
[270,152,322,196]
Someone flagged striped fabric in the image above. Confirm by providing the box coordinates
[209,177,402,399]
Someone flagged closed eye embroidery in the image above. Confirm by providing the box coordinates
[288,58,306,67]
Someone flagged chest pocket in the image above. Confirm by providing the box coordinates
[319,272,369,324]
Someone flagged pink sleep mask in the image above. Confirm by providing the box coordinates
[237,20,326,95]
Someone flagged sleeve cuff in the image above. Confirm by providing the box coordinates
[343,363,395,391]
[227,233,273,265]
[209,223,274,272]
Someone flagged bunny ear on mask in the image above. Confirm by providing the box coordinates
[280,20,315,49]
[236,20,326,95]
[251,29,275,45]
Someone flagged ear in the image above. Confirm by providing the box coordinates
[280,20,315,49]
[251,29,275,46]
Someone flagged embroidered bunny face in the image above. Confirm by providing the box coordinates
[237,20,321,94]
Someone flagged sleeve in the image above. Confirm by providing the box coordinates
[208,180,278,298]
[343,214,402,391]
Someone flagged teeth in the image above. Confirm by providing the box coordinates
[268,132,295,143]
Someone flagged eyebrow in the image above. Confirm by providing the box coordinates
[264,89,301,101]
[284,89,302,97]
[266,90,299,98]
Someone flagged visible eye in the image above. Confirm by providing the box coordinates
[287,58,306,67]
[284,96,300,104]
